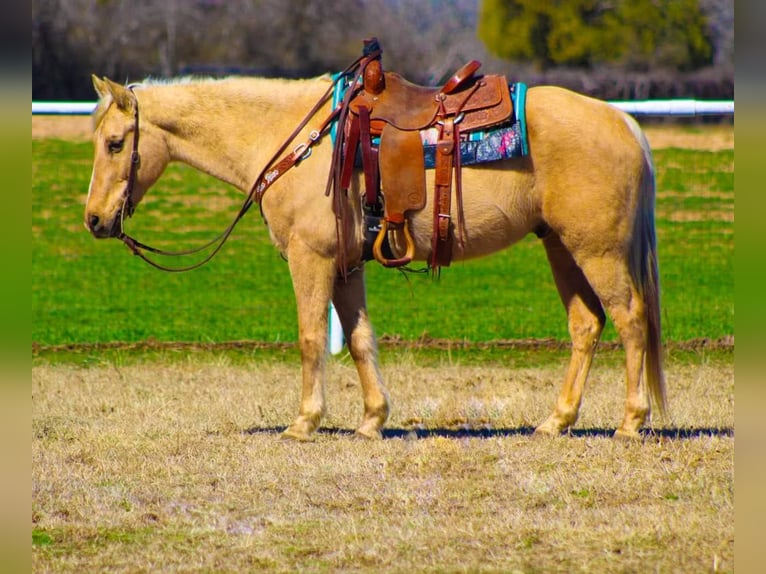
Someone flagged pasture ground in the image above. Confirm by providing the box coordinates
[32,125,733,345]
[33,118,734,571]
[33,350,733,573]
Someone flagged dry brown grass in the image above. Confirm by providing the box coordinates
[33,354,733,572]
[641,124,733,151]
[32,116,93,141]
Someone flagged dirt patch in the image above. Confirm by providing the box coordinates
[32,116,92,141]
[660,209,734,223]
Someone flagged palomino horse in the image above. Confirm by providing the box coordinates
[85,73,666,440]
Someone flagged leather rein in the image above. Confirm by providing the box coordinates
[114,55,374,272]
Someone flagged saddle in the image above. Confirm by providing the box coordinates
[338,38,513,270]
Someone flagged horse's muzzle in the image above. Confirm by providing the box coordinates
[85,211,121,238]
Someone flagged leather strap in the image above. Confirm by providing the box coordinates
[357,105,380,211]
[340,114,360,191]
[453,121,465,249]
[325,48,385,280]
[123,87,140,217]
[431,118,455,269]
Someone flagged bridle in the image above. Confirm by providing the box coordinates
[115,84,269,273]
[122,86,140,219]
[113,52,375,273]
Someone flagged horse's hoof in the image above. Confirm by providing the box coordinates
[281,427,316,442]
[613,428,642,441]
[533,420,563,438]
[354,427,383,440]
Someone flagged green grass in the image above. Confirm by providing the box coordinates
[32,139,733,346]
[32,129,734,573]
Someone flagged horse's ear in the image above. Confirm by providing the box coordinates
[92,74,109,99]
[92,75,135,112]
[105,78,135,112]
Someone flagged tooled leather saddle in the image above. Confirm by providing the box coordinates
[332,38,514,271]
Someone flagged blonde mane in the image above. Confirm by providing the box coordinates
[91,74,333,130]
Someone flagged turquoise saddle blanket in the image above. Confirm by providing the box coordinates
[332,78,530,167]
[422,82,529,167]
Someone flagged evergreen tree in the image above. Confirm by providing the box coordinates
[478,0,713,70]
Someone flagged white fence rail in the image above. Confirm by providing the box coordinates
[609,99,733,116]
[33,99,735,117]
[33,102,97,115]
[33,98,734,355]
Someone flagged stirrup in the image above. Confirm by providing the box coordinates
[372,218,415,268]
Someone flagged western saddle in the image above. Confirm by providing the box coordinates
[331,38,513,271]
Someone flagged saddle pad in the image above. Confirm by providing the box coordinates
[333,78,529,169]
[421,83,529,168]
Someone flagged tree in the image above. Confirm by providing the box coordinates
[478,0,713,71]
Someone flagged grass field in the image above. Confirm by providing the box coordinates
[32,122,734,572]
[32,128,733,347]
[33,354,733,573]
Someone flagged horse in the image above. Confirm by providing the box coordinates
[84,72,666,441]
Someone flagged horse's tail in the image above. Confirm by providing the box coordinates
[624,114,668,418]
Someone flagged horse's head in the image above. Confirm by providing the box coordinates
[85,76,168,238]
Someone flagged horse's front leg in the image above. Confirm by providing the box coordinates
[332,269,390,439]
[282,237,336,441]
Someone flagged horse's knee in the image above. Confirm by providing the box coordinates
[298,332,326,360]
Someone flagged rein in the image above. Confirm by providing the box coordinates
[118,85,250,270]
[115,55,372,272]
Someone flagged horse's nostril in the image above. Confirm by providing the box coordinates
[88,214,100,231]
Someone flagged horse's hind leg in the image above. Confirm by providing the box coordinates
[332,270,390,439]
[572,253,652,439]
[282,238,337,441]
[535,233,606,436]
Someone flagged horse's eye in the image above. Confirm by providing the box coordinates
[108,140,124,154]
